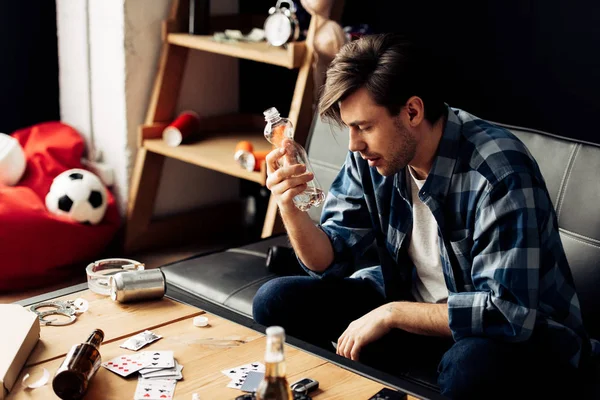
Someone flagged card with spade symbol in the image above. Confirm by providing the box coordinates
[143,350,175,369]
[221,361,265,390]
[133,378,176,400]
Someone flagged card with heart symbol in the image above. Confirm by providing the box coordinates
[101,353,149,377]
[133,378,177,400]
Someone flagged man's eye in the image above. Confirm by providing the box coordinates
[360,126,371,132]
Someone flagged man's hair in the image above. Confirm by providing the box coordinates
[318,33,445,125]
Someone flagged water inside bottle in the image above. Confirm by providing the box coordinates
[293,187,325,211]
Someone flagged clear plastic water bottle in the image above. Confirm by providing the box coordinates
[263,107,324,212]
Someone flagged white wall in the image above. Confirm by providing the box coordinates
[57,0,241,218]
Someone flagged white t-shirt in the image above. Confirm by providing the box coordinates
[407,168,448,304]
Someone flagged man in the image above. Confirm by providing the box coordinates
[253,33,596,399]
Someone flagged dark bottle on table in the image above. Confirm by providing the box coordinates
[52,328,104,400]
[256,326,293,400]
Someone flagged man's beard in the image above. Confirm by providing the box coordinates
[377,118,417,176]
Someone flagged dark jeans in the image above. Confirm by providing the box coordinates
[253,276,583,400]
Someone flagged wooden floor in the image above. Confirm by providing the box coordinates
[0,239,229,304]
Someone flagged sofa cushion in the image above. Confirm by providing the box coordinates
[503,124,600,340]
[161,235,289,317]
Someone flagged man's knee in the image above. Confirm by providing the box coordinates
[437,337,528,399]
[252,277,306,326]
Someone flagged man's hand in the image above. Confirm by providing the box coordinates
[336,304,393,361]
[337,302,452,361]
[265,141,314,213]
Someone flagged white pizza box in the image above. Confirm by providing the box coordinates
[0,304,40,399]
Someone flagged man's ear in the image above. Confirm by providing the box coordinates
[405,96,425,127]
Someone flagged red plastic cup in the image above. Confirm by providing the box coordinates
[162,111,201,147]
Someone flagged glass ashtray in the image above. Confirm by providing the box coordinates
[86,258,145,295]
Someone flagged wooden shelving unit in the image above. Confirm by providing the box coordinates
[167,34,306,69]
[125,0,344,253]
[143,131,271,185]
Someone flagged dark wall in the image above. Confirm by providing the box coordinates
[349,0,600,144]
[241,0,600,144]
[0,1,59,134]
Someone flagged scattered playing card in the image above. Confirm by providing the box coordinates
[121,330,162,351]
[102,353,148,377]
[143,351,174,369]
[221,362,264,379]
[134,378,177,400]
[240,371,265,392]
[222,361,265,390]
[141,373,183,381]
[227,375,248,390]
[141,361,183,379]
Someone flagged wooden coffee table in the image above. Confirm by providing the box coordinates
[9,286,433,400]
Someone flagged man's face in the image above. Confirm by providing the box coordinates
[340,87,417,177]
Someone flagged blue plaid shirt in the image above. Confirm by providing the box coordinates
[302,106,597,367]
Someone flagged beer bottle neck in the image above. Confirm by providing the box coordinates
[264,334,286,378]
[85,329,104,350]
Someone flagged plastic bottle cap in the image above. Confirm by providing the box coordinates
[193,316,209,327]
[266,326,285,336]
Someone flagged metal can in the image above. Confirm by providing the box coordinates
[109,269,166,303]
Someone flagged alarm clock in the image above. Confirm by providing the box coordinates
[264,0,300,47]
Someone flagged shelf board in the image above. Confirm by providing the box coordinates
[143,131,272,185]
[167,33,305,69]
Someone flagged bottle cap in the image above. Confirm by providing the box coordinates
[265,326,285,337]
[263,107,280,120]
[193,316,209,327]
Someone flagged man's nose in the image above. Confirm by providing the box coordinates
[348,127,365,153]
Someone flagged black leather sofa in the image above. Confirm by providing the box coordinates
[161,112,600,398]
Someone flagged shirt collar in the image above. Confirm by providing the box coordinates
[419,105,463,204]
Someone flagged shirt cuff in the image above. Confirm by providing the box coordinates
[447,291,487,341]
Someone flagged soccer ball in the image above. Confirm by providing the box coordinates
[45,168,108,225]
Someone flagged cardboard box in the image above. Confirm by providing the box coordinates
[0,304,40,399]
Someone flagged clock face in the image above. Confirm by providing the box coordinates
[264,13,292,46]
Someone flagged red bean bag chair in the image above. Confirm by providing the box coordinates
[0,122,121,292]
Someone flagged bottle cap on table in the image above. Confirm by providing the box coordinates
[193,316,209,327]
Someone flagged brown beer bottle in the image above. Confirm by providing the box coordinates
[256,326,293,400]
[52,328,104,400]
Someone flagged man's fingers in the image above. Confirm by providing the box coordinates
[277,174,311,194]
[266,147,285,175]
[266,167,312,192]
[342,337,354,359]
[281,184,308,202]
[336,333,348,356]
[350,341,362,361]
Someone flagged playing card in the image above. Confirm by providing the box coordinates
[143,351,175,369]
[121,330,162,351]
[221,362,264,379]
[222,362,265,390]
[240,371,265,392]
[141,361,183,379]
[134,378,176,400]
[102,353,149,377]
[142,373,183,381]
[227,374,249,390]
